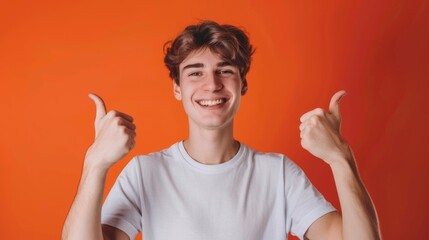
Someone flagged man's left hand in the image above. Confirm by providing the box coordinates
[299,90,352,165]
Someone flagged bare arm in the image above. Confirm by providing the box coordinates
[300,91,380,240]
[62,94,136,240]
[330,149,379,239]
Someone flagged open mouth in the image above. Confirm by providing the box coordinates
[196,98,228,107]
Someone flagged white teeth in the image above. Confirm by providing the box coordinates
[198,99,225,106]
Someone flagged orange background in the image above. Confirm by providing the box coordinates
[1,0,428,239]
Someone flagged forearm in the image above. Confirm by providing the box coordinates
[62,94,136,239]
[62,158,109,240]
[330,151,381,240]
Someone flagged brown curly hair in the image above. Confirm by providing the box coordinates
[163,20,254,94]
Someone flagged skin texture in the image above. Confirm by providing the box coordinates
[174,48,244,165]
[62,94,134,240]
[62,49,380,240]
[299,91,381,239]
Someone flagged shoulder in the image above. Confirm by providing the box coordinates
[125,142,180,171]
[135,142,179,162]
[244,144,306,176]
[244,144,295,166]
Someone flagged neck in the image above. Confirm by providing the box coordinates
[184,121,239,165]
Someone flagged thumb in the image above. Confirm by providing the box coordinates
[88,93,107,122]
[329,90,347,120]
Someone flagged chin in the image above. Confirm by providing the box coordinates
[192,117,234,130]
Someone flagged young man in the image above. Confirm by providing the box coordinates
[62,21,380,240]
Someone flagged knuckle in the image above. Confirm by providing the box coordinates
[314,114,325,122]
[315,108,324,115]
[301,140,308,149]
[301,129,308,137]
[118,125,127,133]
[108,110,117,117]
[309,115,318,124]
[110,117,120,126]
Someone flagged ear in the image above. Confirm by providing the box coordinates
[241,79,248,95]
[173,81,182,100]
[241,85,248,95]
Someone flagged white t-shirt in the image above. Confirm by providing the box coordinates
[101,141,335,240]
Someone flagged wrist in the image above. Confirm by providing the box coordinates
[329,153,361,184]
[83,149,112,175]
[328,143,356,172]
[326,141,354,165]
[330,157,354,173]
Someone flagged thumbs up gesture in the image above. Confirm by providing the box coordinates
[85,93,136,170]
[299,90,352,165]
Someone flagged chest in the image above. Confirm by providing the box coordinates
[140,165,286,239]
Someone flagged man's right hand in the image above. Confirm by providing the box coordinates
[85,93,136,170]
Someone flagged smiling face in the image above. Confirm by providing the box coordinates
[174,48,243,131]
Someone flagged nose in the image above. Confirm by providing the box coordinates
[204,72,223,92]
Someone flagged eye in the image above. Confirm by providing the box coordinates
[188,71,202,77]
[217,69,234,75]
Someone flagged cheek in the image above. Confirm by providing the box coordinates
[228,78,242,93]
[180,85,197,104]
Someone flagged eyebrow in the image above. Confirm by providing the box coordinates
[217,61,232,67]
[182,61,232,71]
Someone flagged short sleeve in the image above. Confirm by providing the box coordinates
[284,158,336,240]
[102,157,142,239]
